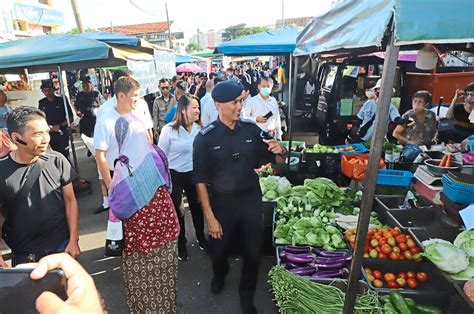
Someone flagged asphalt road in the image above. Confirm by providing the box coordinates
[31,135,279,313]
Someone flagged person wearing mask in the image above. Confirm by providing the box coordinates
[200,79,215,113]
[74,76,105,157]
[0,90,12,132]
[38,80,74,160]
[94,77,179,313]
[158,94,206,261]
[226,68,239,82]
[164,81,189,123]
[0,106,80,267]
[446,82,474,142]
[243,77,282,140]
[193,80,286,314]
[152,78,172,139]
[393,91,437,146]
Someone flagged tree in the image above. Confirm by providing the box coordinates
[222,24,271,42]
[186,42,199,53]
[65,27,94,34]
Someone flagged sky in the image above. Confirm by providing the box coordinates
[58,0,333,41]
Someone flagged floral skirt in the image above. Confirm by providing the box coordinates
[122,239,178,314]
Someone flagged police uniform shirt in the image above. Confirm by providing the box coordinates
[192,118,275,194]
[38,96,73,129]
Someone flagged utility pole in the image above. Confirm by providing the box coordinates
[281,0,285,27]
[197,28,200,50]
[70,0,84,33]
[165,2,173,49]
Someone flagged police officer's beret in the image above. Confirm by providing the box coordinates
[40,79,53,89]
[212,80,243,103]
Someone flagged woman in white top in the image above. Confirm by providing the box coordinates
[158,94,205,261]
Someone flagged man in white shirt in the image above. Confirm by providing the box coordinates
[243,77,282,140]
[200,79,215,114]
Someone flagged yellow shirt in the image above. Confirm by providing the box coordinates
[277,67,287,85]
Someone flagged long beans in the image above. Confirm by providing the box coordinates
[268,266,381,314]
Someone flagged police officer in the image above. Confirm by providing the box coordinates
[38,79,73,159]
[193,80,286,314]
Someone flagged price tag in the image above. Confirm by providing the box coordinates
[459,205,474,230]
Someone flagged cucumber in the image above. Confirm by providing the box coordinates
[381,295,392,304]
[414,305,442,314]
[404,297,416,307]
[390,290,412,314]
[383,302,398,314]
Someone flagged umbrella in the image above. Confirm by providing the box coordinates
[176,62,203,73]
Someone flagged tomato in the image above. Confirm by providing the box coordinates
[363,252,370,258]
[373,279,384,288]
[392,246,401,254]
[383,231,393,238]
[373,270,382,279]
[371,239,379,247]
[380,244,392,255]
[369,249,379,259]
[396,277,406,287]
[375,246,381,252]
[396,234,407,243]
[406,239,416,248]
[389,251,400,261]
[348,235,356,243]
[413,253,423,262]
[416,272,428,282]
[384,273,396,282]
[378,252,387,259]
[398,272,407,280]
[404,251,413,260]
[364,268,372,275]
[387,280,400,289]
[367,274,375,282]
[379,238,388,245]
[387,237,397,247]
[399,243,408,251]
[374,233,382,241]
[391,228,402,237]
[407,278,418,289]
[379,159,385,168]
[407,271,416,279]
[367,228,375,236]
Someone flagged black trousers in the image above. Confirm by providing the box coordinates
[210,190,263,299]
[49,131,70,160]
[170,170,205,248]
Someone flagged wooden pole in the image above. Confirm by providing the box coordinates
[70,0,84,33]
[342,29,400,313]
[165,3,173,49]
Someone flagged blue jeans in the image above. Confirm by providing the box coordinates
[11,240,69,266]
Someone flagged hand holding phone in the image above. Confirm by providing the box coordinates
[263,111,273,119]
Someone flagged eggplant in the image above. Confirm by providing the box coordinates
[313,247,349,258]
[289,266,316,276]
[285,262,307,269]
[279,251,286,259]
[284,252,314,264]
[314,255,352,264]
[284,245,311,254]
[312,259,348,270]
[310,268,348,279]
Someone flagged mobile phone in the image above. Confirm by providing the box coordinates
[260,130,274,140]
[263,111,273,119]
[0,268,67,313]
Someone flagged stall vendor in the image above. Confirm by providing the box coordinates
[393,91,437,146]
[446,82,474,142]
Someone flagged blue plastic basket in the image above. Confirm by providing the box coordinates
[376,170,414,187]
[335,143,369,155]
[442,175,474,205]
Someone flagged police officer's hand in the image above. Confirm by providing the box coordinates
[263,139,284,155]
[208,217,223,240]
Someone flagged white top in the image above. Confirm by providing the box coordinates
[357,99,400,141]
[201,99,218,126]
[158,122,201,172]
[200,92,213,113]
[96,95,153,129]
[243,94,282,140]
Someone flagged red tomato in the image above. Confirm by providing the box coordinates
[407,239,416,248]
[391,228,402,237]
[375,246,381,252]
[416,272,428,282]
[363,252,370,258]
[383,231,393,239]
[374,233,382,240]
[387,280,400,289]
[396,277,407,287]
[364,268,372,275]
[378,252,387,259]
[373,270,382,279]
[404,251,413,260]
[407,271,416,279]
[379,159,385,168]
[373,279,384,288]
[398,272,407,280]
[396,234,407,243]
[381,244,392,255]
[399,243,408,251]
[389,251,400,261]
[384,273,396,282]
[379,238,388,246]
[410,247,421,255]
[407,278,418,289]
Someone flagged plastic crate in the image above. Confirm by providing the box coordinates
[335,143,369,155]
[376,169,414,187]
[442,175,474,205]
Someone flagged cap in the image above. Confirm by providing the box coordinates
[40,79,54,89]
[81,76,92,83]
[212,80,243,103]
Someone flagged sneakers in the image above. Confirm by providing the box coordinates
[93,206,109,214]
[178,245,188,261]
[197,237,208,252]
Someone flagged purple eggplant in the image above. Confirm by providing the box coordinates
[310,268,349,279]
[313,247,349,258]
[284,252,314,264]
[312,259,348,270]
[289,266,316,276]
[285,262,307,269]
[284,245,311,254]
[314,255,352,264]
[279,251,287,259]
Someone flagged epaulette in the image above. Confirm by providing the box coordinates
[240,118,256,125]
[200,123,216,135]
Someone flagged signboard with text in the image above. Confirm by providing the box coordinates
[13,2,64,26]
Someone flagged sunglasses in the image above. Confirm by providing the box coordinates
[160,86,170,90]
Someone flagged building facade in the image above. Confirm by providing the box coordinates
[275,16,312,28]
[191,29,223,50]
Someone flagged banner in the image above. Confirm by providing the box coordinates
[154,49,176,80]
[127,59,159,96]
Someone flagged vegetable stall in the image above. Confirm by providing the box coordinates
[261,0,474,313]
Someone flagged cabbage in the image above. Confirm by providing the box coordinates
[421,239,470,274]
[450,258,474,281]
[276,177,292,196]
[454,230,474,258]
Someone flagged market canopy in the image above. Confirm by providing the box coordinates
[215,26,303,56]
[191,49,222,58]
[176,54,197,65]
[294,0,474,56]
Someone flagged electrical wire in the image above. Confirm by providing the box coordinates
[447,51,473,66]
[25,7,45,36]
[128,0,163,15]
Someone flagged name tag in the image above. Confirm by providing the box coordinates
[246,139,252,143]
[213,146,221,150]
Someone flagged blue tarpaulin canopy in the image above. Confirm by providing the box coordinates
[294,0,474,56]
[78,31,141,46]
[216,26,303,56]
[175,54,196,65]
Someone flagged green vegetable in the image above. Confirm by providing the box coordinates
[421,239,469,274]
[383,302,397,313]
[268,266,381,313]
[381,295,391,304]
[404,297,416,308]
[390,290,412,314]
[414,305,442,314]
[450,257,474,280]
[260,175,292,201]
[454,230,474,258]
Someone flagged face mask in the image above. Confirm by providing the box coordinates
[260,87,271,97]
[365,90,376,99]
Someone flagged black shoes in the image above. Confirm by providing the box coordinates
[93,206,109,214]
[240,295,257,314]
[197,237,208,252]
[86,149,92,157]
[211,276,225,294]
[178,245,188,261]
